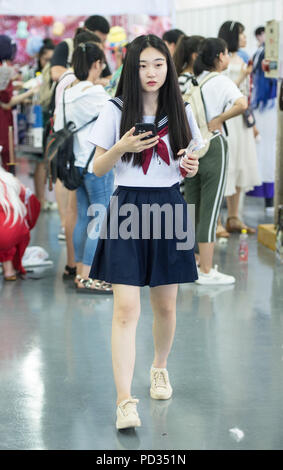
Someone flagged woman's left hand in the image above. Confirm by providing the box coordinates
[178,149,199,178]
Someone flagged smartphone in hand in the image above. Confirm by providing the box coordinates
[134,123,157,141]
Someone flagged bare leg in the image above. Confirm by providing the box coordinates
[2,260,16,277]
[54,180,68,229]
[65,190,77,269]
[216,214,230,238]
[150,284,178,369]
[112,284,141,405]
[199,241,215,273]
[34,161,46,207]
[226,187,241,218]
[226,187,256,233]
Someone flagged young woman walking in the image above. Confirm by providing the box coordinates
[88,35,201,429]
[173,34,204,95]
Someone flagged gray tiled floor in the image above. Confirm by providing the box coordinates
[0,193,282,450]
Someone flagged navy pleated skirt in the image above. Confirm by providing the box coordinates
[89,183,198,287]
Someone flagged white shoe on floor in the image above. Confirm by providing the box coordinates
[150,366,173,400]
[57,226,66,241]
[116,398,141,430]
[195,265,235,285]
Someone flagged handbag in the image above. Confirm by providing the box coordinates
[243,68,256,128]
[243,106,256,128]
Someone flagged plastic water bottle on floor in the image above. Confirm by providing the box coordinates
[239,229,248,262]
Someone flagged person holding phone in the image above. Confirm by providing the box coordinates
[88,35,202,430]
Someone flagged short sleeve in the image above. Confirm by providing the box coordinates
[51,42,69,68]
[185,103,204,146]
[221,76,243,109]
[88,100,118,150]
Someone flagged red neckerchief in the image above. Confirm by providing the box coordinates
[142,125,169,175]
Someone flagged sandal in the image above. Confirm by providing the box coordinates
[62,265,77,280]
[100,281,113,293]
[4,274,17,281]
[226,216,256,234]
[76,278,113,295]
[216,222,230,238]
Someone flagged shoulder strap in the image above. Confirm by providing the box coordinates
[82,146,96,175]
[72,115,98,134]
[62,87,98,132]
[179,73,192,84]
[194,72,219,126]
[199,71,219,88]
[58,71,74,84]
[62,89,67,127]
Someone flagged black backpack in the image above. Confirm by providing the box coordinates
[45,89,98,191]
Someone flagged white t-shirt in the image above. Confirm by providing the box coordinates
[197,71,243,122]
[54,81,110,172]
[88,100,203,187]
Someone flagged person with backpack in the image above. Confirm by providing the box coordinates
[173,35,204,95]
[48,31,104,283]
[183,37,248,285]
[173,35,204,201]
[88,34,201,429]
[54,42,114,294]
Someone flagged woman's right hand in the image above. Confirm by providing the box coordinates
[117,127,159,154]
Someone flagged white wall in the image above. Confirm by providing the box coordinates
[0,0,174,15]
[175,0,283,55]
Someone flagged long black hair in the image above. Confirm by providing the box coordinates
[72,42,105,81]
[193,37,227,76]
[218,21,244,52]
[73,30,101,49]
[173,35,204,76]
[115,34,192,165]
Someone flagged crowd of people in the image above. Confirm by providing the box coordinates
[0,15,278,430]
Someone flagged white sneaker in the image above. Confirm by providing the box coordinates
[150,366,173,400]
[116,398,141,430]
[57,226,66,241]
[195,265,235,285]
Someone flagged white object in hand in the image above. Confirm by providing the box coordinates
[180,138,203,170]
